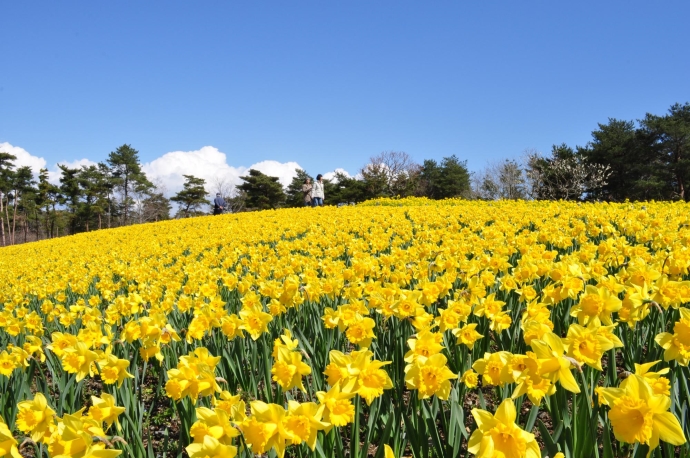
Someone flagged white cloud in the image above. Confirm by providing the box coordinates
[142,146,303,195]
[48,158,99,184]
[323,168,353,182]
[0,142,97,184]
[0,142,47,173]
[58,158,98,169]
[142,146,246,195]
[248,160,302,187]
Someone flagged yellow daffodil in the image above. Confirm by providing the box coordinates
[404,330,444,365]
[597,375,685,456]
[15,393,56,442]
[655,307,690,366]
[0,416,20,458]
[283,400,329,450]
[316,382,356,429]
[530,333,581,393]
[190,407,239,444]
[186,435,237,458]
[469,399,540,458]
[271,346,312,391]
[87,394,125,431]
[405,353,457,400]
[563,324,614,371]
[97,354,134,387]
[239,401,285,457]
[570,285,622,326]
[460,369,479,389]
[472,352,512,387]
[452,323,483,349]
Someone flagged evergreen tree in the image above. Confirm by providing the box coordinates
[324,173,368,204]
[285,169,313,207]
[640,102,690,201]
[8,166,35,244]
[437,155,471,198]
[419,159,442,198]
[238,169,286,210]
[97,162,117,228]
[0,152,16,246]
[36,169,62,238]
[360,163,389,198]
[171,175,208,217]
[107,144,152,224]
[59,164,83,234]
[77,164,111,231]
[579,119,654,201]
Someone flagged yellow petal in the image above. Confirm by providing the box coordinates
[471,408,495,432]
[494,399,516,425]
[558,366,581,393]
[543,333,565,354]
[384,444,395,458]
[526,438,540,458]
[654,411,686,446]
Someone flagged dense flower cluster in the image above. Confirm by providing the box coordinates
[0,198,689,457]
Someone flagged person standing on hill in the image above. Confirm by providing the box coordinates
[213,193,226,215]
[302,178,313,206]
[312,174,325,206]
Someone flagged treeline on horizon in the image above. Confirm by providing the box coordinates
[0,101,688,246]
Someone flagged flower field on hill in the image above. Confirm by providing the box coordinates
[0,197,690,457]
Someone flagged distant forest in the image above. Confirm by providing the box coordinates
[1,102,688,246]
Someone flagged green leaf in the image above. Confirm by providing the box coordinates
[537,418,560,458]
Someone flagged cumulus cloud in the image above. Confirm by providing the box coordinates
[0,142,47,173]
[142,146,303,195]
[48,158,98,184]
[249,160,302,187]
[323,168,354,182]
[142,146,246,195]
[0,142,96,184]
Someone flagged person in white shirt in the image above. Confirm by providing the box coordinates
[311,174,325,206]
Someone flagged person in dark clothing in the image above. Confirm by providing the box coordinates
[213,193,226,215]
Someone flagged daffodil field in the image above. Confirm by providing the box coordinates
[1,197,690,458]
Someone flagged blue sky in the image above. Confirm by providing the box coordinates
[1,1,689,191]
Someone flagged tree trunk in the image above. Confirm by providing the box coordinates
[45,205,52,238]
[679,174,686,201]
[11,189,18,245]
[123,176,129,225]
[52,203,57,238]
[98,212,102,230]
[34,208,40,240]
[672,146,686,201]
[4,198,11,245]
[0,192,5,247]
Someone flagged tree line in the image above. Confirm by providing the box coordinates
[0,144,170,246]
[253,102,690,208]
[1,101,687,246]
[495,101,690,202]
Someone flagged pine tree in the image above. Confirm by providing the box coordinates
[171,175,208,217]
[238,169,286,210]
[107,144,152,224]
[285,169,313,207]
